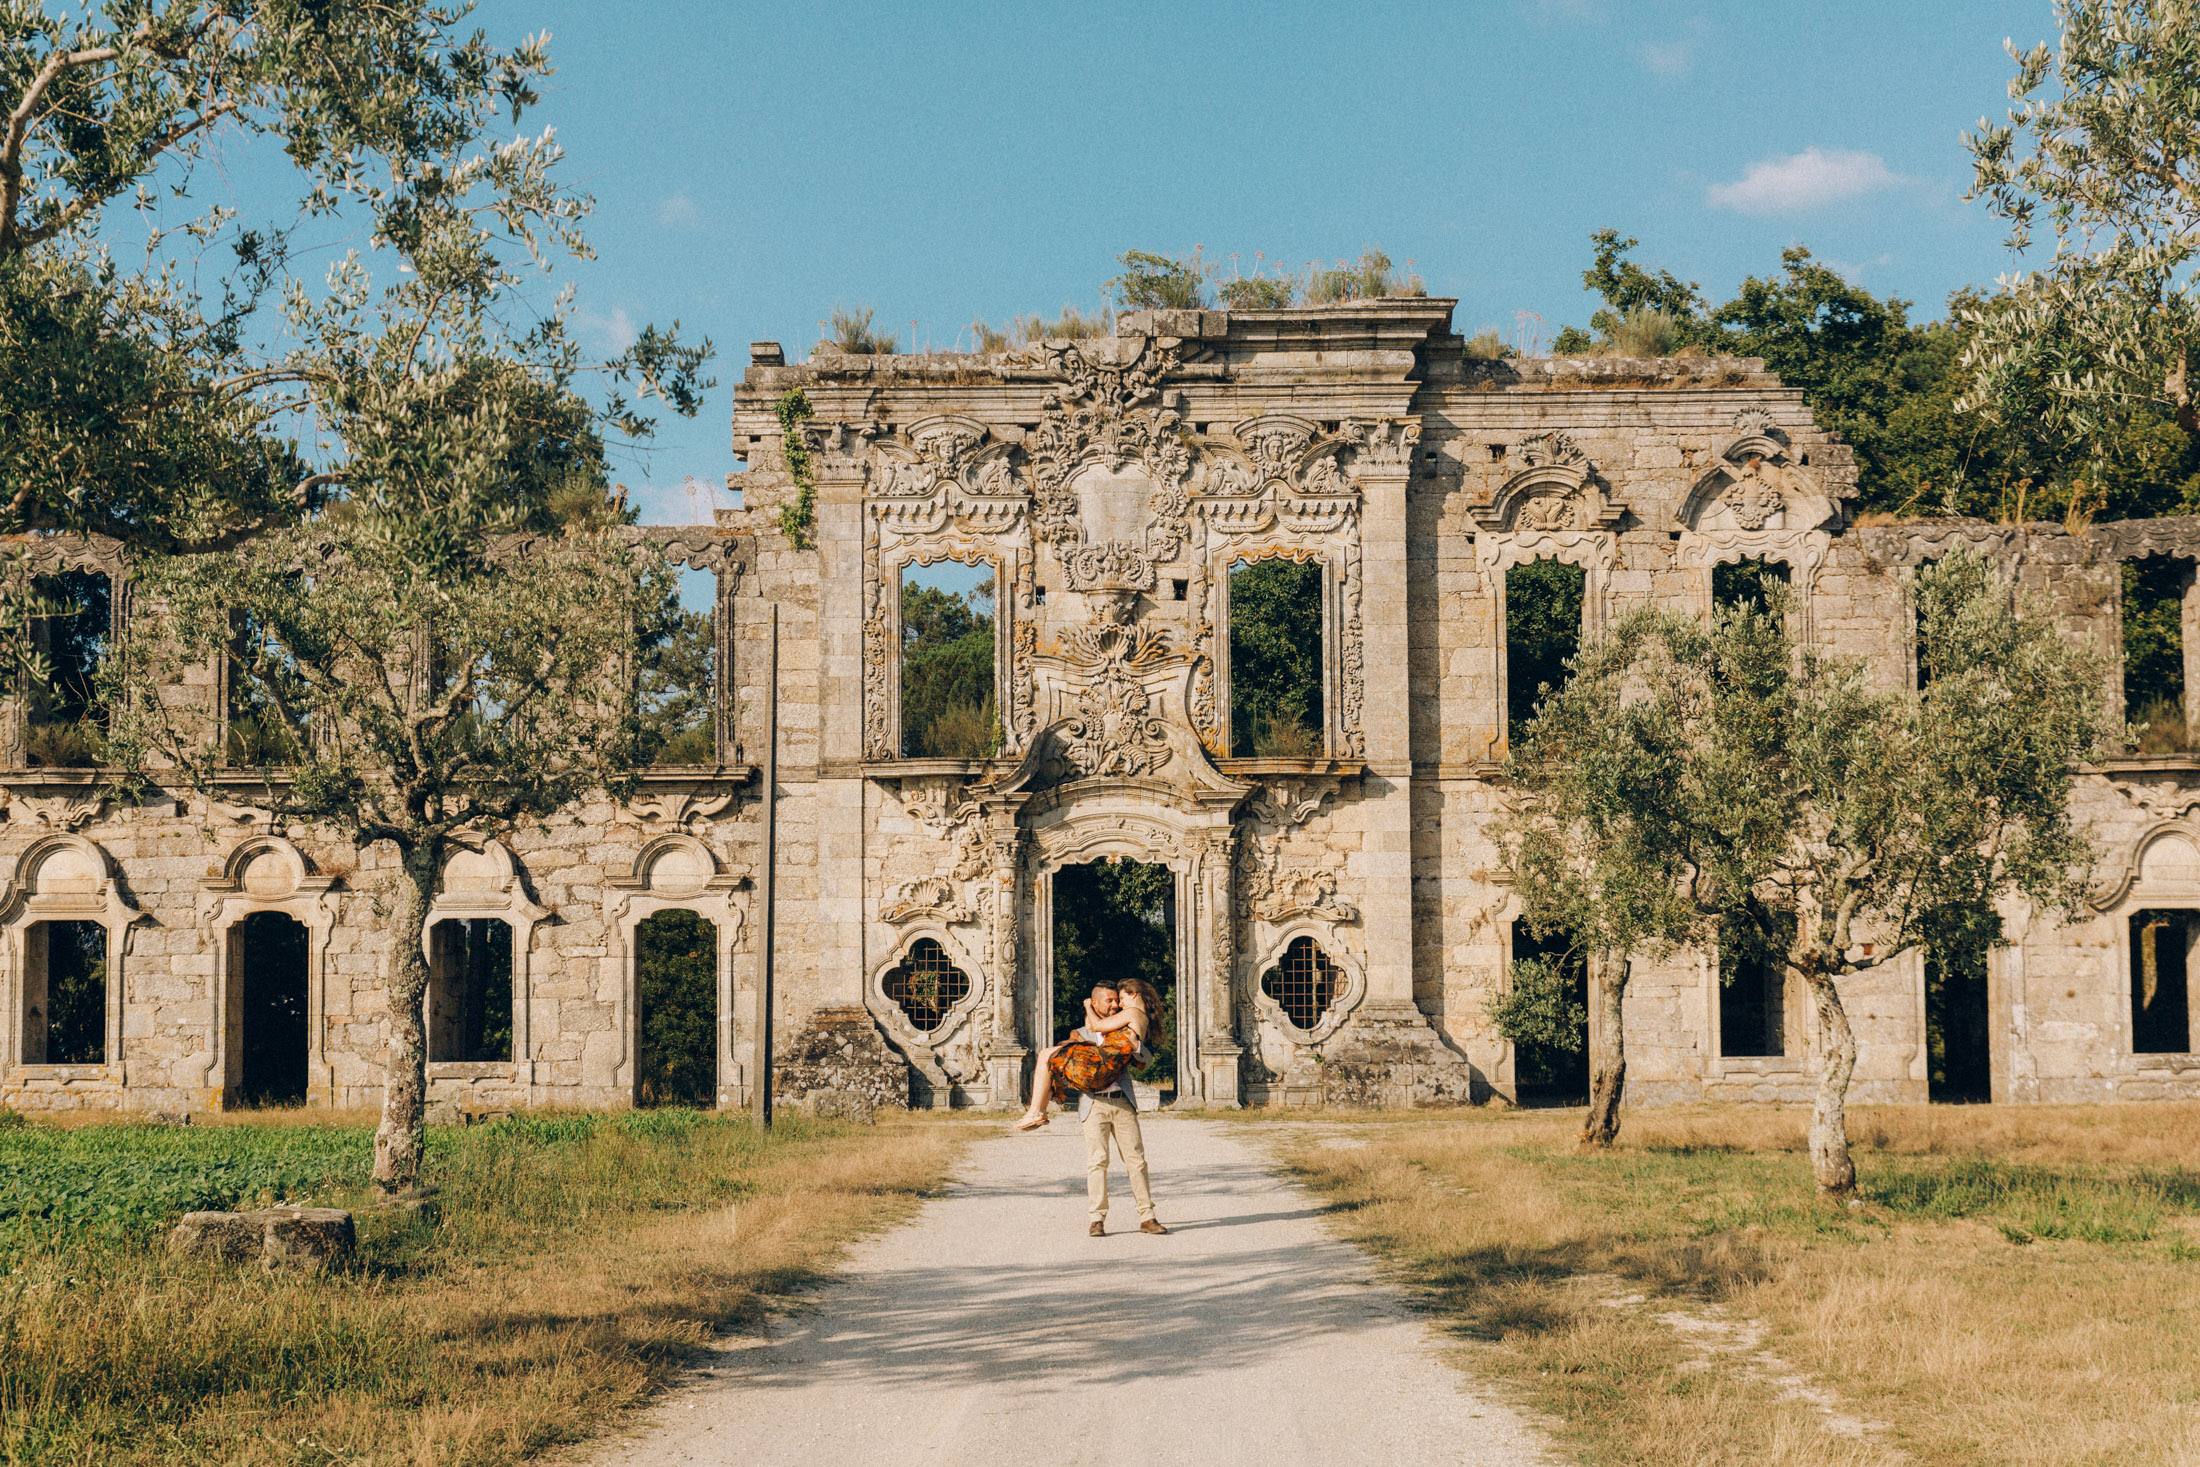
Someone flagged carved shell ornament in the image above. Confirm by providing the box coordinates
[1519,431,1587,469]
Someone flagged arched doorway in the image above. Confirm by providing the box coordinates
[233,911,309,1106]
[1051,858,1177,1102]
[635,908,716,1107]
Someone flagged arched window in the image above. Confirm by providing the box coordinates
[1260,935,1341,1031]
[884,938,971,1032]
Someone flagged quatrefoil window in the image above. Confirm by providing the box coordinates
[1260,936,1341,1031]
[883,938,971,1032]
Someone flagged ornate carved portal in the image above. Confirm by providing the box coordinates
[1019,803,1240,1109]
[849,337,1418,1107]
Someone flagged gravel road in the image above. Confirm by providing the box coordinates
[589,1115,1556,1467]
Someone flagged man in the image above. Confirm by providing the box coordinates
[1076,982,1167,1238]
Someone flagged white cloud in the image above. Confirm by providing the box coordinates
[571,305,638,355]
[656,191,698,227]
[1641,39,1693,78]
[1706,147,1906,215]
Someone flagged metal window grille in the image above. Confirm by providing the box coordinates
[1260,936,1339,1030]
[885,938,970,1032]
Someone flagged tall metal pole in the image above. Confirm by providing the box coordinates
[755,603,778,1127]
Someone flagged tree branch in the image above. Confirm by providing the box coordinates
[0,40,125,253]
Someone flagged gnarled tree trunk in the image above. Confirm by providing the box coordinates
[373,839,442,1192]
[1581,948,1630,1149]
[1804,964,1858,1197]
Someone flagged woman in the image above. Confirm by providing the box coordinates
[1011,978,1159,1131]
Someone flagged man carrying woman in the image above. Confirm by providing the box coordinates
[1013,979,1169,1236]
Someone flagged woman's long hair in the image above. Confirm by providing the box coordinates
[1116,979,1164,1036]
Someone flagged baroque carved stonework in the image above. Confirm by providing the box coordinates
[880,875,976,926]
[1055,615,1182,778]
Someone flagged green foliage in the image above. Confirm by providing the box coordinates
[22,569,107,766]
[776,388,817,548]
[2122,556,2188,731]
[1502,549,2107,1183]
[900,579,997,757]
[1961,1,2200,462]
[40,920,106,1067]
[1464,328,1513,360]
[1229,557,1324,756]
[0,1123,370,1251]
[1581,229,1710,339]
[1051,860,1176,1082]
[968,305,1111,352]
[637,586,716,766]
[1505,558,1584,745]
[1305,249,1418,304]
[822,304,895,355]
[1219,274,1297,309]
[1602,305,1688,358]
[1550,230,2200,518]
[1486,956,1587,1059]
[1109,247,1211,309]
[635,909,716,1108]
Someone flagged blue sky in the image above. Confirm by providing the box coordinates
[169,0,2056,527]
[463,0,2062,524]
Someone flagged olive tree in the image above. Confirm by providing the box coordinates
[1501,552,2102,1191]
[1961,1,2200,449]
[29,2,713,1189]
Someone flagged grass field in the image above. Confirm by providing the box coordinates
[0,1107,967,1467]
[1272,1103,2200,1467]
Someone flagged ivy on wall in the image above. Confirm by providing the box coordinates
[776,389,817,548]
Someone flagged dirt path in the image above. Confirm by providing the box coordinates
[591,1116,1556,1467]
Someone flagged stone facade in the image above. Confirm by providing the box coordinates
[9,300,2200,1114]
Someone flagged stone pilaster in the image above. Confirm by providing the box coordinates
[1198,826,1242,1107]
[983,824,1029,1107]
[1354,438,1417,1010]
[815,456,870,1007]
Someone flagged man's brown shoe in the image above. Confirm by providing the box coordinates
[1089,1221,1106,1237]
[1140,1219,1169,1235]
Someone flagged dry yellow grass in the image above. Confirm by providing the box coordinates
[0,1110,969,1467]
[1270,1104,2200,1467]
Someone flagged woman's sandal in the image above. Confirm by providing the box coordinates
[1011,1113,1050,1131]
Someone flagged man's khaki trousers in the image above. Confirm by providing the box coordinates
[1081,1092,1156,1224]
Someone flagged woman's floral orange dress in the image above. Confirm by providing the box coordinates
[1048,1026,1140,1095]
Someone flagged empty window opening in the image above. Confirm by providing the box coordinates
[1052,859,1176,1093]
[1508,921,1588,1101]
[2131,909,2196,1054]
[22,920,105,1065]
[1912,559,1939,691]
[1719,904,1795,1058]
[901,561,997,758]
[1506,559,1585,746]
[1229,557,1324,757]
[635,908,717,1106]
[885,937,974,1034]
[1713,557,1791,616]
[1927,941,1993,1102]
[25,569,109,768]
[227,605,307,766]
[1260,935,1341,1031]
[639,566,719,765]
[232,912,309,1107]
[2124,556,2192,752]
[428,918,513,1063]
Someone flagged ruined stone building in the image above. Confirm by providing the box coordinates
[9,299,2200,1115]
